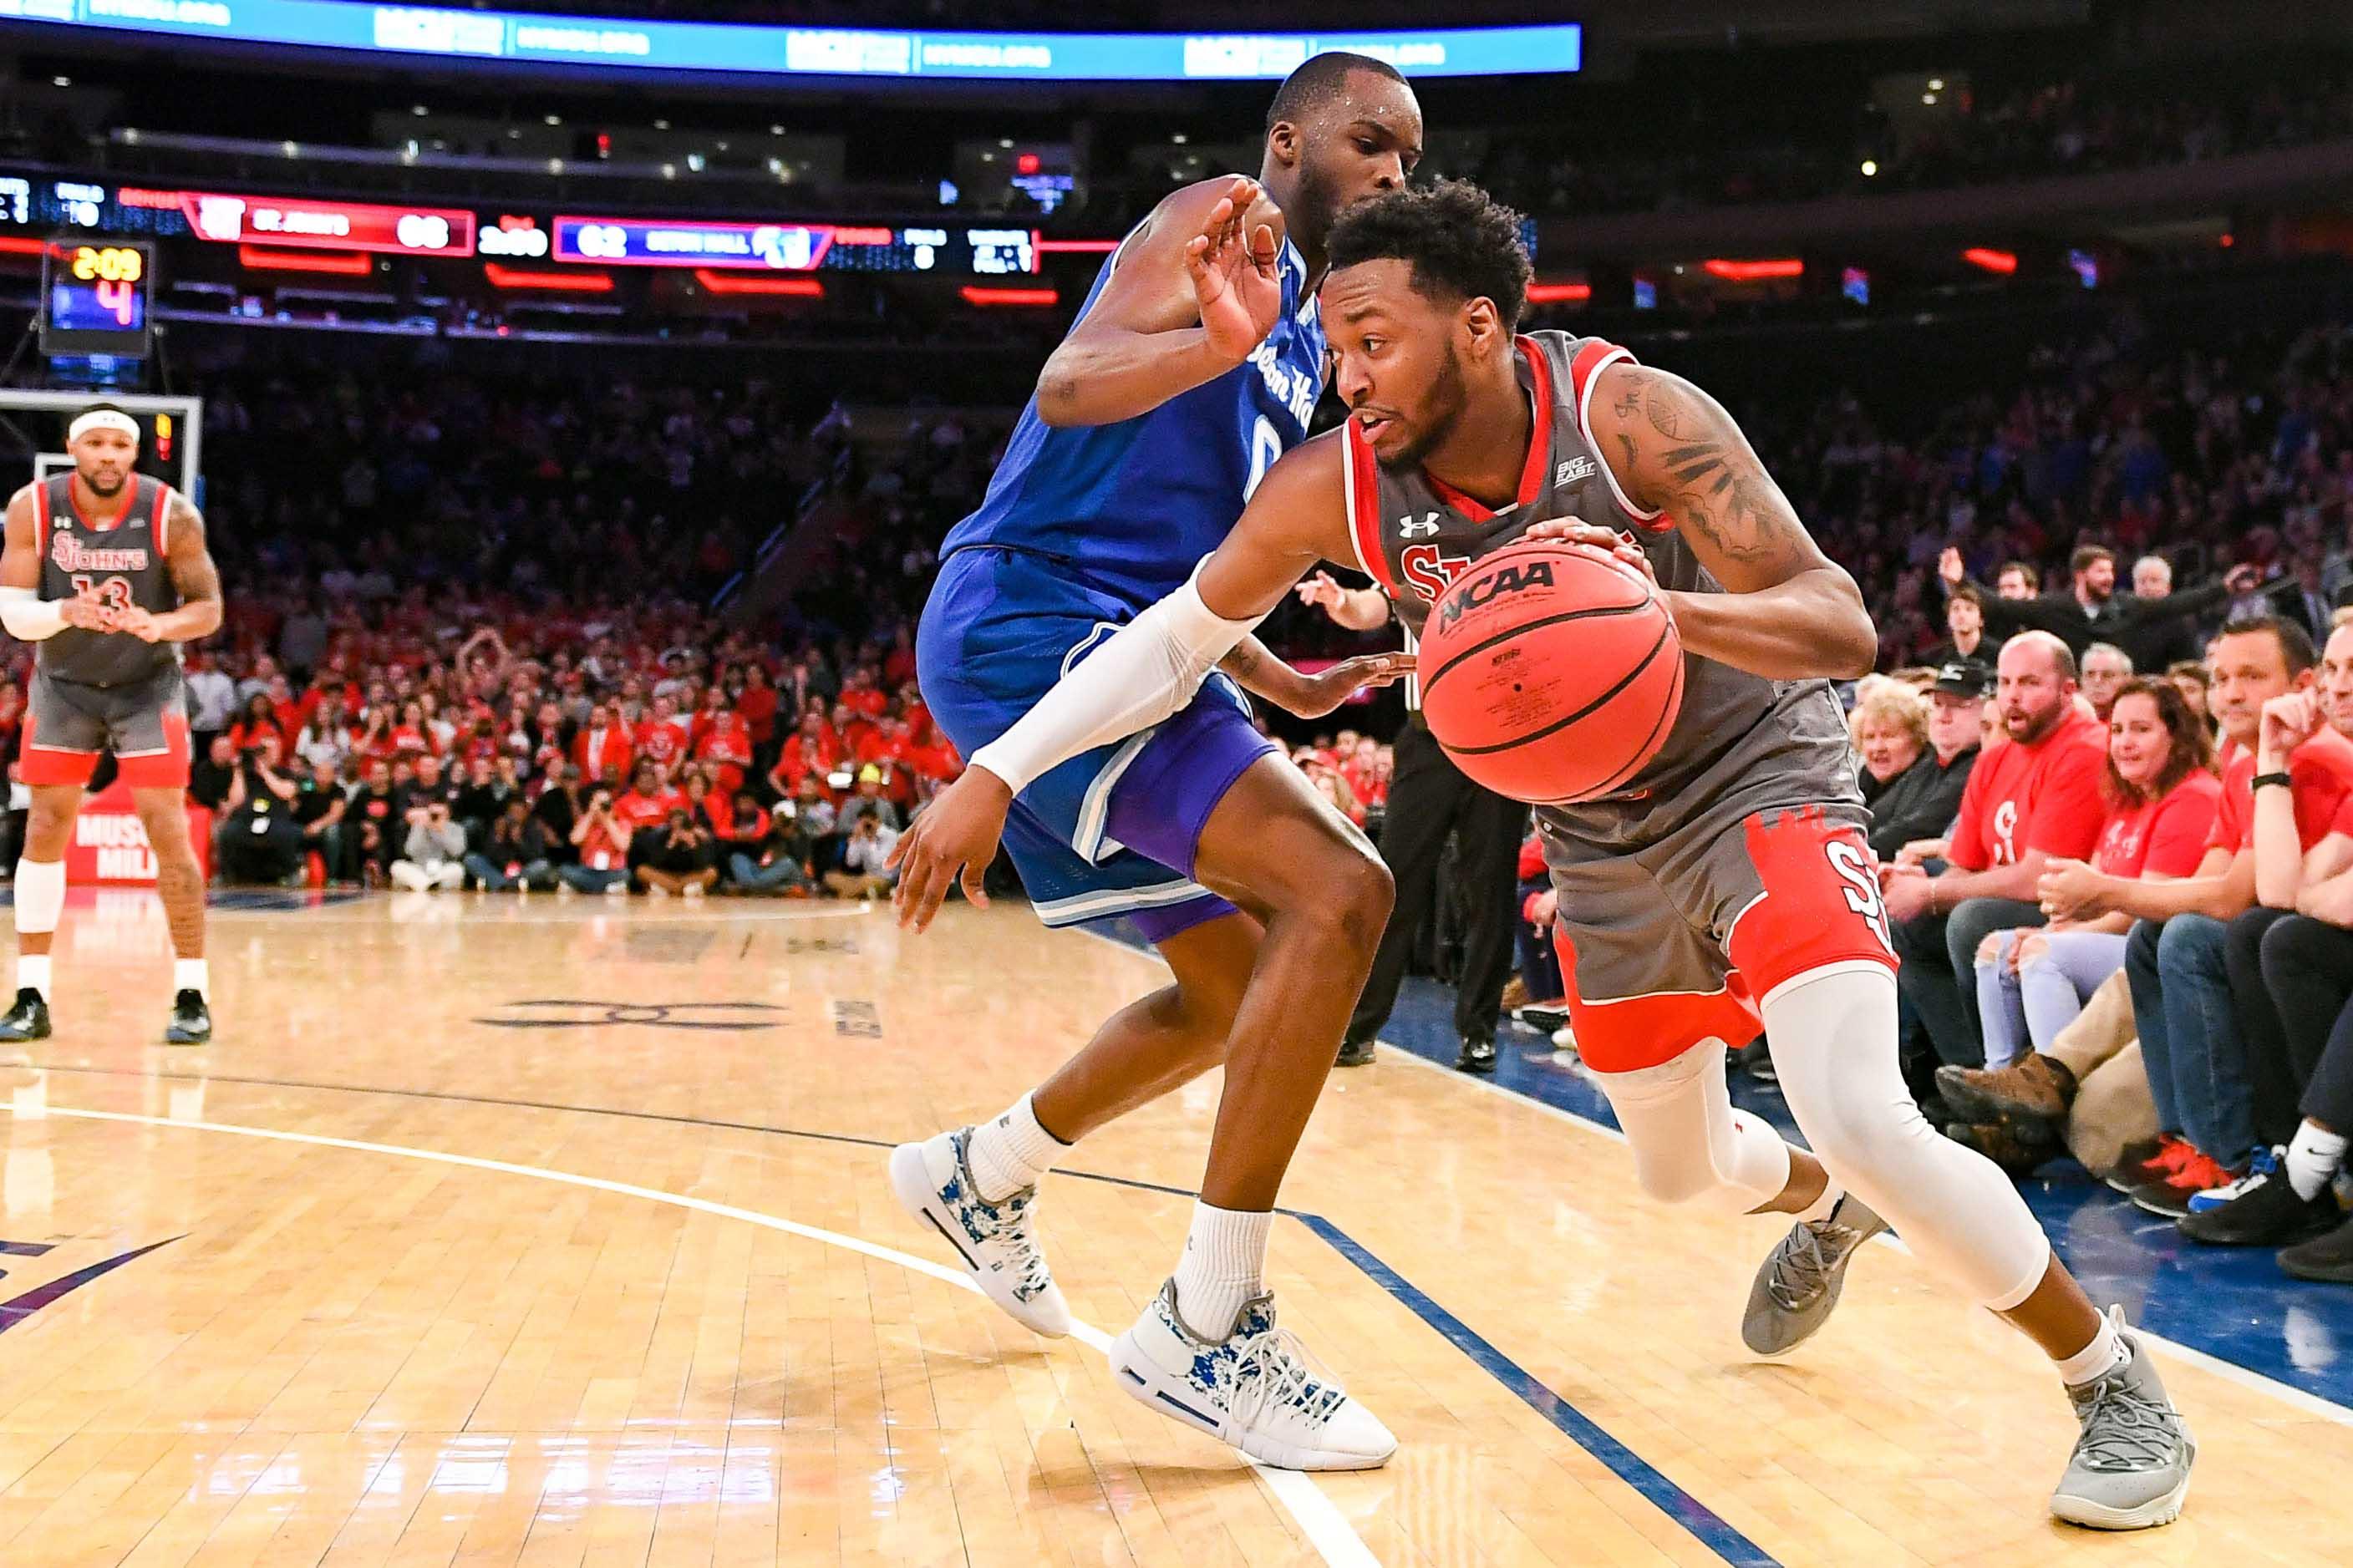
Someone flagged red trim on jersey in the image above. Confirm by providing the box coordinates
[33,478,51,562]
[1343,420,1400,596]
[1420,337,1557,523]
[150,482,170,555]
[69,472,139,534]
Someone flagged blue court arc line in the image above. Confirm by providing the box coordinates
[1293,1212,1780,1566]
[27,1060,1776,1566]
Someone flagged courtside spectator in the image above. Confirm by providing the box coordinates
[1883,633,2110,1082]
[562,786,633,895]
[2081,644,2135,723]
[636,806,719,897]
[1868,662,1986,863]
[466,798,556,891]
[1940,544,2257,662]
[391,801,467,891]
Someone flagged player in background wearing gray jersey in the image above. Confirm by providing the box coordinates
[892,183,2194,1530]
[0,404,223,1044]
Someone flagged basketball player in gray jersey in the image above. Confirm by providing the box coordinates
[0,403,222,1044]
[893,183,2195,1529]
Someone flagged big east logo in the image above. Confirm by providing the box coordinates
[1437,558,1556,630]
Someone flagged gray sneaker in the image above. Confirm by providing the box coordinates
[2051,1308,2194,1530]
[1742,1193,1888,1356]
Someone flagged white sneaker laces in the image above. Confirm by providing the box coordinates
[1229,1327,1343,1427]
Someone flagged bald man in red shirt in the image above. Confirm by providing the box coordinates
[1883,632,2111,1073]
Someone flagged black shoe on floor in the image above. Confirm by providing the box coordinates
[1456,1036,1497,1074]
[1735,1039,1776,1084]
[2277,1215,2353,1282]
[1512,1003,1570,1034]
[1336,1037,1375,1068]
[0,987,49,1043]
[2179,1169,2340,1246]
[164,989,211,1046]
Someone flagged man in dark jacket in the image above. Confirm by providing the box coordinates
[1939,544,2257,662]
[1868,661,1987,863]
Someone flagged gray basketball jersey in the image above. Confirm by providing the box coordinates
[1344,330,1860,857]
[35,472,181,688]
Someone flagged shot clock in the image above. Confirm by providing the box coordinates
[40,240,154,358]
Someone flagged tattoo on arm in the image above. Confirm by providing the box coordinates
[167,502,222,604]
[1631,375,1795,566]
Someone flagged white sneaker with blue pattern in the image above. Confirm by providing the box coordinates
[1109,1278,1396,1470]
[889,1127,1071,1337]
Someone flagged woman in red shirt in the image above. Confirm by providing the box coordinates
[228,693,289,757]
[1976,678,2220,1065]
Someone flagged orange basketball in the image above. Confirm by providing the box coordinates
[1417,540,1684,805]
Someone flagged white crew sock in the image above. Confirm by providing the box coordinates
[1797,1178,1847,1225]
[1171,1201,1273,1342]
[2055,1312,2127,1387]
[2284,1121,2348,1202]
[175,959,209,997]
[15,954,48,1000]
[965,1092,1068,1203]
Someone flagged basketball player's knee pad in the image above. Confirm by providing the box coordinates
[13,860,64,936]
[1765,962,2050,1309]
[1598,1038,1791,1215]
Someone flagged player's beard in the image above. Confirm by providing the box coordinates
[1380,346,1467,473]
[78,466,125,498]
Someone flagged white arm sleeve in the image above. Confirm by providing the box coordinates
[0,587,64,641]
[969,566,1268,796]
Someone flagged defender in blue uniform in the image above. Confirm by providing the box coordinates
[892,54,1426,1472]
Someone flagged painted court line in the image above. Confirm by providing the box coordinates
[1076,927,2353,1431]
[0,1100,1378,1568]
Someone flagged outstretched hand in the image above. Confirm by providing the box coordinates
[887,767,1014,932]
[1185,175,1283,366]
[1279,651,1416,719]
[1520,520,1658,587]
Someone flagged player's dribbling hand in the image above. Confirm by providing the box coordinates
[1186,175,1282,367]
[887,767,1012,932]
[1281,652,1416,719]
[1522,519,1655,585]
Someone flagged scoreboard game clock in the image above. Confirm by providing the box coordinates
[40,239,155,358]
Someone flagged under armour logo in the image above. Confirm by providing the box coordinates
[1398,513,1441,539]
[1556,456,1596,485]
[475,999,785,1030]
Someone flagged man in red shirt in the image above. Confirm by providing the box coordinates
[1883,632,2110,1072]
[573,702,633,784]
[612,761,679,838]
[1956,615,2320,1210]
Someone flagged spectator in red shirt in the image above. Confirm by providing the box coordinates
[573,702,634,784]
[736,662,780,754]
[633,694,691,771]
[841,668,889,721]
[1884,632,2111,1072]
[696,709,755,798]
[1974,679,2219,1068]
[831,698,877,755]
[612,761,677,840]
[228,693,289,758]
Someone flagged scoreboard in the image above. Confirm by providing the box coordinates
[39,240,153,358]
[551,216,1035,274]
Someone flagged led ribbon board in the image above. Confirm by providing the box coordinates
[0,5,1581,80]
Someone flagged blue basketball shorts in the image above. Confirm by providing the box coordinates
[917,546,1276,941]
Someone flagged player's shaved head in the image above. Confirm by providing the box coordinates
[1265,51,1406,134]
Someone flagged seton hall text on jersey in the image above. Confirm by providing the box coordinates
[49,534,150,574]
[1247,334,1321,430]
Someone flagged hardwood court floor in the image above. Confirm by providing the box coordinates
[0,887,2345,1566]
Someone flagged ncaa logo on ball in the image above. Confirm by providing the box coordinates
[1436,557,1556,632]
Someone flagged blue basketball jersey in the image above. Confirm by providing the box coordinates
[938,228,1326,609]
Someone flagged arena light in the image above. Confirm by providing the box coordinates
[694,269,821,297]
[1034,238,1120,254]
[1526,282,1592,303]
[237,243,372,276]
[1963,247,2019,274]
[0,236,47,256]
[485,262,614,292]
[961,285,1058,307]
[1702,257,1803,282]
